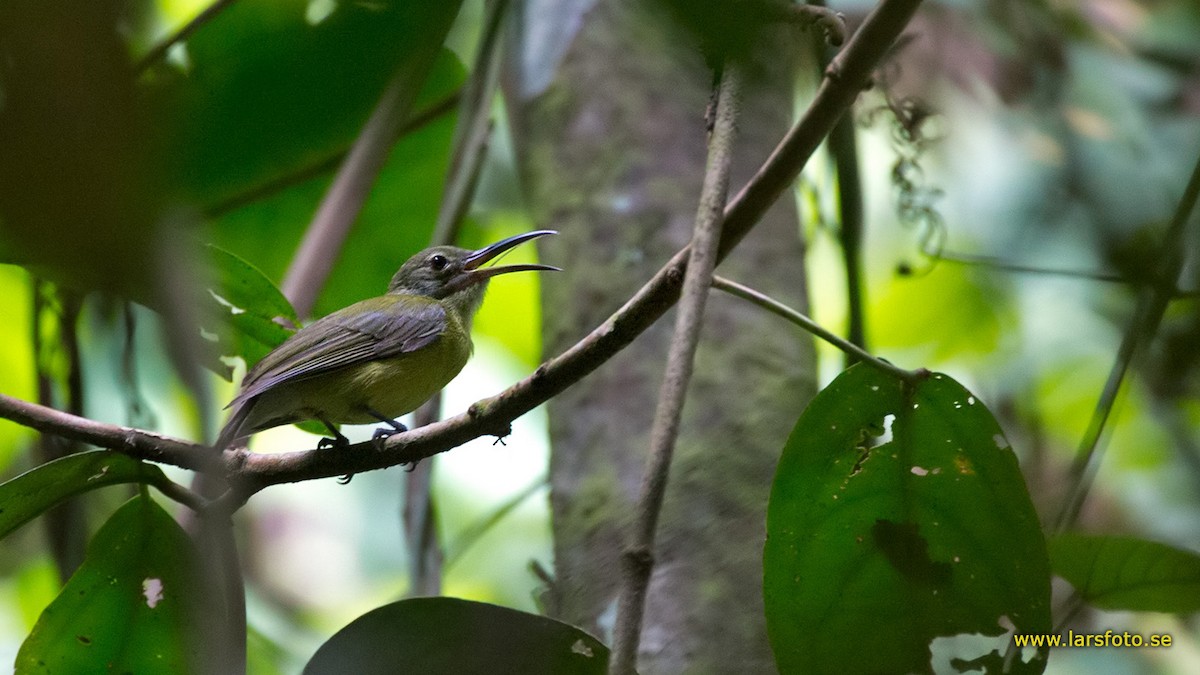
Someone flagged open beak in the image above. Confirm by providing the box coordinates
[462,230,561,280]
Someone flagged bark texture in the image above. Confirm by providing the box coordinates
[509,1,818,672]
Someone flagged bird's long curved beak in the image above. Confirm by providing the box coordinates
[462,230,561,280]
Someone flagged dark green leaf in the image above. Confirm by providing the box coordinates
[207,244,298,325]
[1049,533,1200,613]
[202,245,297,377]
[16,495,209,674]
[208,103,458,320]
[148,1,463,209]
[0,451,165,540]
[764,365,1051,675]
[303,597,610,675]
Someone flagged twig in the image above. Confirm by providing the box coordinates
[431,0,510,245]
[1052,148,1200,533]
[135,0,239,73]
[33,283,87,581]
[718,0,923,261]
[832,117,867,363]
[443,476,547,570]
[608,64,741,675]
[758,1,847,47]
[810,0,868,362]
[711,276,921,383]
[0,392,215,471]
[933,251,1129,283]
[402,451,443,597]
[279,4,462,318]
[148,473,210,513]
[0,0,925,496]
[193,514,247,675]
[204,92,460,218]
[404,0,514,598]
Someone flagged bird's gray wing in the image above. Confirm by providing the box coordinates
[230,297,447,407]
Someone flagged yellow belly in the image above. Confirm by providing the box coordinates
[243,328,471,430]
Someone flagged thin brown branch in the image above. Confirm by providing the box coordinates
[719,0,923,260]
[431,0,510,245]
[404,0,514,598]
[279,4,462,318]
[608,64,742,675]
[0,392,215,471]
[204,92,461,218]
[810,0,868,361]
[759,1,848,46]
[1052,147,1200,533]
[148,473,210,512]
[33,283,87,581]
[711,276,921,382]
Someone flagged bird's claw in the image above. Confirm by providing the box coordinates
[317,435,349,451]
[371,425,405,452]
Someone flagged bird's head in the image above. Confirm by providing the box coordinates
[388,230,559,313]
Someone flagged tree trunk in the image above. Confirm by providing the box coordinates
[508,1,817,671]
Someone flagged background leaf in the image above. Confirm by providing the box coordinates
[763,365,1051,674]
[0,451,165,540]
[15,495,209,674]
[202,245,297,378]
[1049,533,1200,613]
[149,0,461,209]
[149,0,465,318]
[303,597,609,675]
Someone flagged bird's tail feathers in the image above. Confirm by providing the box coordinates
[214,399,252,452]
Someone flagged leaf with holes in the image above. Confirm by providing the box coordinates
[16,495,210,674]
[764,364,1051,674]
[1050,534,1200,613]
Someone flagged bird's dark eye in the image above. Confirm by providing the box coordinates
[429,254,449,271]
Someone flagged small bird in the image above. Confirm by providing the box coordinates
[215,230,558,451]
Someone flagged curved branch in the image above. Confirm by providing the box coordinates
[280,4,463,317]
[609,62,742,675]
[711,276,920,383]
[0,393,214,471]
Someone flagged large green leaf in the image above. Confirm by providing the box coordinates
[207,101,459,320]
[148,0,462,209]
[1049,534,1200,613]
[0,451,166,540]
[764,365,1051,674]
[151,0,464,318]
[16,495,208,674]
[303,597,609,675]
